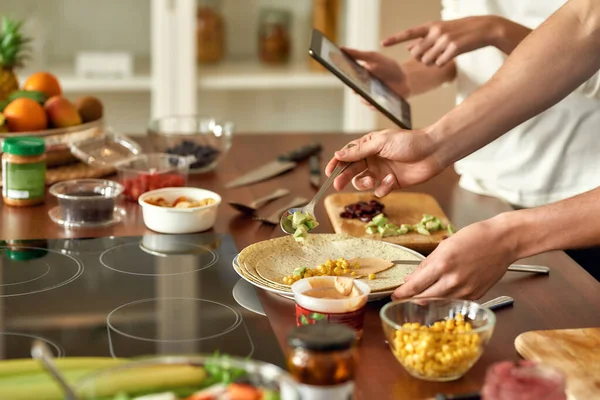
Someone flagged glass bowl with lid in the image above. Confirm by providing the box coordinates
[74,355,300,399]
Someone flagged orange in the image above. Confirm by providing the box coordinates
[23,72,62,98]
[3,98,48,132]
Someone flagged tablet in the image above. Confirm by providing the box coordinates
[309,29,412,130]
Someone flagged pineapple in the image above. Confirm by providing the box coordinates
[0,15,30,101]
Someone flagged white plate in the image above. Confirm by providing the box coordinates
[231,241,425,302]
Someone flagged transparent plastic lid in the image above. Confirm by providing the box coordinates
[70,127,142,168]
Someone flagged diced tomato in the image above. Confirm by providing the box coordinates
[227,383,262,400]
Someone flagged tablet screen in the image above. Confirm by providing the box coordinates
[311,30,412,129]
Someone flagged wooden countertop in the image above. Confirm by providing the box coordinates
[2,133,600,399]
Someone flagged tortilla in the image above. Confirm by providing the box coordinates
[238,234,423,293]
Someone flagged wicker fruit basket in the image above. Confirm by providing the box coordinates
[0,118,105,167]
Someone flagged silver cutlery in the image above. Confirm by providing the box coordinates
[254,197,309,225]
[281,150,355,234]
[481,295,514,310]
[31,339,80,400]
[390,259,549,274]
[228,188,290,215]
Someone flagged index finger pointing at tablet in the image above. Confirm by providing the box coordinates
[382,25,430,47]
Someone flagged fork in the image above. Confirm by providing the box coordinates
[253,197,309,225]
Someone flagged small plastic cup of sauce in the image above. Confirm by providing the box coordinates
[291,277,370,339]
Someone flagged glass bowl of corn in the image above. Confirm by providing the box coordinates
[380,298,496,382]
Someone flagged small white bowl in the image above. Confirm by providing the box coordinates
[138,187,221,234]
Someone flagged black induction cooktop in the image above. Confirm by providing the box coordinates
[0,234,284,366]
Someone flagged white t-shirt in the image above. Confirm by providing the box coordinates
[443,0,600,208]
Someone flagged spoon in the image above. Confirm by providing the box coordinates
[31,339,80,400]
[281,153,354,234]
[228,188,290,215]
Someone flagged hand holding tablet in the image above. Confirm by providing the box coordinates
[309,29,412,130]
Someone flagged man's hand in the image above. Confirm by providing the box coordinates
[382,16,530,67]
[392,214,520,300]
[325,129,444,197]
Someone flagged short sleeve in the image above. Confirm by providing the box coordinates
[441,0,462,21]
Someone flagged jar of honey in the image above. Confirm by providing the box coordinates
[2,137,46,207]
[287,323,357,400]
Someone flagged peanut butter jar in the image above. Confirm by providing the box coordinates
[1,137,46,207]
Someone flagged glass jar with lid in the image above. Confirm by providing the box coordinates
[287,323,357,400]
[259,8,291,64]
[196,0,225,64]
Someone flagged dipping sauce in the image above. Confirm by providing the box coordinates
[291,277,370,339]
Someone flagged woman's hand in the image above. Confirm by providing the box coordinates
[392,214,520,300]
[325,129,444,197]
[341,47,411,98]
[382,16,531,67]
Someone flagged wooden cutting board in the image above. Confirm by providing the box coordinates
[324,192,452,254]
[515,328,600,400]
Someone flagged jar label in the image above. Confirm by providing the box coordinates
[2,160,46,200]
[297,381,354,400]
[295,304,365,332]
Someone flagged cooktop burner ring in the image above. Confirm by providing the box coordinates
[106,297,243,342]
[0,332,64,358]
[99,242,218,276]
[0,263,51,287]
[0,247,84,298]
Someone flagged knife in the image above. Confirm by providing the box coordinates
[225,142,323,189]
[391,260,549,274]
[309,155,321,188]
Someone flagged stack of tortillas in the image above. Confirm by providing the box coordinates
[233,234,424,298]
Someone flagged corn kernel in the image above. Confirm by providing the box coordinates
[368,273,376,280]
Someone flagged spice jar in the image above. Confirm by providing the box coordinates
[287,323,357,400]
[259,9,291,64]
[2,137,46,207]
[196,0,225,64]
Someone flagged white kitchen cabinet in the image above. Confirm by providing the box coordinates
[1,0,380,134]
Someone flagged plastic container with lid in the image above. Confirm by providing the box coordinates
[1,136,46,207]
[287,323,357,400]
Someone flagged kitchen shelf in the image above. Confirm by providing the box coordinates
[18,59,152,93]
[197,60,343,90]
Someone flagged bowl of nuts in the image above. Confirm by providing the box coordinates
[380,298,496,382]
[148,116,233,173]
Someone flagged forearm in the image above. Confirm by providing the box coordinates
[496,186,600,259]
[401,58,456,97]
[427,0,600,167]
